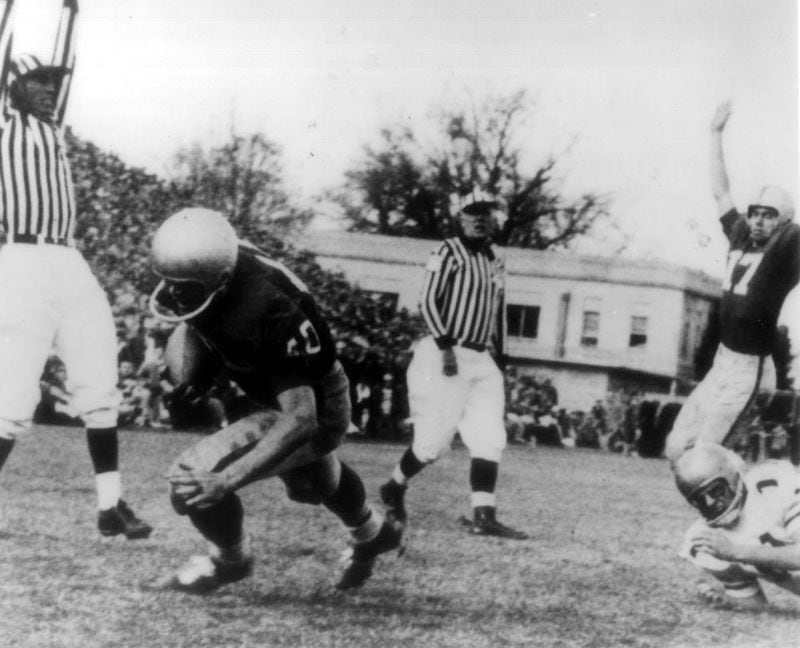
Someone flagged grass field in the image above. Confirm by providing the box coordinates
[1,426,799,648]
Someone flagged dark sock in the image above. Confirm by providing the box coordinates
[188,493,244,547]
[399,447,426,480]
[86,428,119,474]
[470,458,498,494]
[0,437,14,471]
[323,461,371,528]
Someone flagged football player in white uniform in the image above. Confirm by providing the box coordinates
[676,442,800,610]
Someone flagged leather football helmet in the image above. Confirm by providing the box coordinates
[149,208,238,322]
[747,185,795,223]
[674,442,746,527]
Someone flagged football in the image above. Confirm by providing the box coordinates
[164,322,222,387]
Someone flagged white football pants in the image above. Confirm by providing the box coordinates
[665,343,775,463]
[0,244,120,438]
[407,336,506,463]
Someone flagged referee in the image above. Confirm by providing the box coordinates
[380,189,528,539]
[0,0,150,539]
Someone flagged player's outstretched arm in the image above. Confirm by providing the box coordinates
[710,101,735,217]
[691,527,800,574]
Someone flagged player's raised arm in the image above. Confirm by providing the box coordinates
[710,101,735,218]
[0,0,15,107]
[51,0,78,125]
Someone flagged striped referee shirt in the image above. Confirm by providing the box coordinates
[419,235,505,351]
[0,0,78,243]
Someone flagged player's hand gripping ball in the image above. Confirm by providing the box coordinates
[168,463,203,514]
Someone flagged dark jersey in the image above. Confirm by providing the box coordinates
[718,209,800,355]
[189,243,337,404]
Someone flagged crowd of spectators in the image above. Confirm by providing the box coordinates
[501,370,685,459]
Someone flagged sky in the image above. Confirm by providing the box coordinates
[10,1,798,283]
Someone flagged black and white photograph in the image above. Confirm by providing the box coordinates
[0,1,798,646]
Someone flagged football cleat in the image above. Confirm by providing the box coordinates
[465,506,528,540]
[379,480,408,522]
[98,500,153,540]
[336,517,404,590]
[160,553,254,595]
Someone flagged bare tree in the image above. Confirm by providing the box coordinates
[168,130,313,241]
[337,91,612,249]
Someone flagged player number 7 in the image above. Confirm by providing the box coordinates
[721,251,763,296]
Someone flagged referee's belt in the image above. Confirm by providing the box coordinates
[9,233,75,247]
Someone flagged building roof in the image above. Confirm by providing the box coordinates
[302,230,722,298]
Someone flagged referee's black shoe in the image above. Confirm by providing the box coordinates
[468,506,528,540]
[98,500,153,540]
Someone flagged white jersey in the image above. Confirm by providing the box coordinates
[681,460,800,597]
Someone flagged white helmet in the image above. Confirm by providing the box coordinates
[149,208,238,322]
[748,185,795,223]
[673,442,746,527]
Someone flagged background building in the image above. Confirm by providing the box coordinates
[303,230,721,410]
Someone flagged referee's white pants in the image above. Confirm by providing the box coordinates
[0,244,119,439]
[407,336,506,463]
[665,343,775,463]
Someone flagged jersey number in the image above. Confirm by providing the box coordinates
[722,252,763,295]
[286,320,321,357]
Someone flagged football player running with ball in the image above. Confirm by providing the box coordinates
[665,101,800,464]
[149,208,403,593]
[676,442,800,610]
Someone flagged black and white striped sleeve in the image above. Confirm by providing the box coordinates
[51,0,78,126]
[419,241,454,349]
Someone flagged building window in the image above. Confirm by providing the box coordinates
[629,316,648,347]
[581,311,599,347]
[507,304,540,339]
